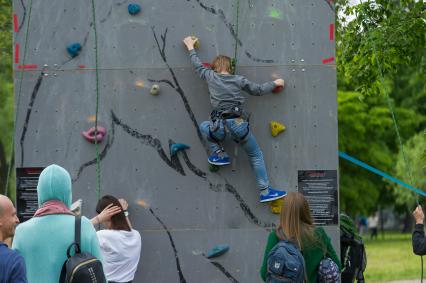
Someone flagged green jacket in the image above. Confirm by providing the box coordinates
[13,165,102,283]
[260,227,342,283]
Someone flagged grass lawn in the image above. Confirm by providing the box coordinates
[364,232,423,282]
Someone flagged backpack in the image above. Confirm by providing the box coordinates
[59,216,106,283]
[340,214,367,283]
[266,230,306,283]
[318,257,340,282]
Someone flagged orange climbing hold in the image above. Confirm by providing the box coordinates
[270,121,286,137]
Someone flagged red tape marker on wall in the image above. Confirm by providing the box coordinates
[322,57,334,64]
[13,13,18,32]
[78,65,86,69]
[15,43,20,64]
[18,64,38,69]
[329,24,334,40]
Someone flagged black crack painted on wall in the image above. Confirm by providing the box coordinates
[19,72,44,166]
[151,27,208,152]
[187,0,275,63]
[112,111,186,176]
[210,261,240,283]
[18,0,27,32]
[149,208,187,283]
[100,5,112,23]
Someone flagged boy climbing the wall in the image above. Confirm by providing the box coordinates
[183,36,286,203]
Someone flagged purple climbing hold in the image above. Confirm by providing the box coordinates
[82,126,107,144]
[206,244,230,259]
[128,3,141,15]
[170,143,190,156]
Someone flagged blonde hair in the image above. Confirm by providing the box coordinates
[277,192,319,249]
[212,55,231,73]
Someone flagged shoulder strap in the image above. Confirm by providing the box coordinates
[75,216,81,253]
[59,261,66,283]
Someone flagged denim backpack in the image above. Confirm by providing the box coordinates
[318,257,340,282]
[266,230,306,283]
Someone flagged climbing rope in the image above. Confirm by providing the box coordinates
[231,0,240,74]
[372,43,419,206]
[90,0,102,201]
[5,0,34,195]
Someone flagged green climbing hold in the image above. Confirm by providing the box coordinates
[128,3,141,15]
[150,84,160,95]
[206,245,230,259]
[209,164,219,172]
[170,143,190,156]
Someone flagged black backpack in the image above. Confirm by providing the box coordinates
[59,216,106,283]
[340,214,367,283]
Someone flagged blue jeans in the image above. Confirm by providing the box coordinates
[200,118,269,190]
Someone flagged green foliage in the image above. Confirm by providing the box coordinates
[337,0,426,96]
[338,91,422,215]
[0,0,14,197]
[393,131,426,207]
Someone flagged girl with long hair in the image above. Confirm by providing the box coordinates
[260,192,341,282]
[91,195,141,283]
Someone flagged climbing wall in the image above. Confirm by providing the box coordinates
[13,0,338,282]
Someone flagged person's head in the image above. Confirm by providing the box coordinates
[278,192,315,248]
[96,195,130,231]
[212,55,231,73]
[37,164,72,208]
[0,195,20,241]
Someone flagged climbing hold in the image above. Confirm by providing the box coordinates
[135,80,144,88]
[202,62,212,68]
[191,36,200,49]
[150,84,160,95]
[128,3,141,15]
[82,126,107,144]
[270,121,286,137]
[270,198,283,214]
[209,164,219,172]
[231,58,237,74]
[66,43,82,58]
[272,85,284,93]
[170,143,190,156]
[206,245,229,259]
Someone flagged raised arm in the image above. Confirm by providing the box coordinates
[183,36,214,80]
[240,77,284,96]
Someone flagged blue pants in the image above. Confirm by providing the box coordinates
[200,118,269,190]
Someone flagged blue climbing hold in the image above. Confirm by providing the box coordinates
[207,245,230,259]
[67,43,82,58]
[128,3,141,15]
[170,143,190,156]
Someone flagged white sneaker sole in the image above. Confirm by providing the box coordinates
[260,194,286,203]
[208,160,231,166]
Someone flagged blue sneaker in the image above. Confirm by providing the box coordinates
[208,150,231,166]
[260,187,287,203]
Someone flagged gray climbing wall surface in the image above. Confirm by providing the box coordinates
[13,0,338,282]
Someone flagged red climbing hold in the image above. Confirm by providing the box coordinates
[272,85,283,93]
[82,126,107,144]
[15,44,20,64]
[202,62,212,68]
[322,57,335,64]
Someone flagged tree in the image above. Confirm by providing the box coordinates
[0,0,14,197]
[338,91,422,215]
[393,131,426,208]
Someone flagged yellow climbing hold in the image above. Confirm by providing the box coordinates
[192,36,200,49]
[270,121,286,137]
[270,198,283,214]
